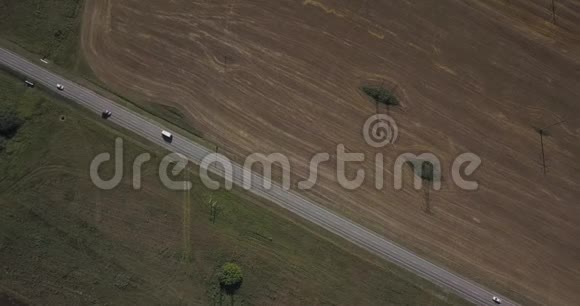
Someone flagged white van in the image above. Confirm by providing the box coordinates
[161,130,173,142]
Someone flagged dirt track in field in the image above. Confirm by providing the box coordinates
[81,0,580,304]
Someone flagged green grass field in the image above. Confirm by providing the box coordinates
[0,71,468,305]
[0,0,201,137]
[0,0,86,72]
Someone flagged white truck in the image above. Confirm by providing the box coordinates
[161,130,173,142]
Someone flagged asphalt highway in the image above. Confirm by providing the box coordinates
[0,47,517,306]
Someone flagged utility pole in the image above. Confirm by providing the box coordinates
[551,0,557,24]
[386,84,399,116]
[376,79,385,117]
[424,186,432,215]
[539,129,547,175]
[536,120,565,175]
[210,198,220,224]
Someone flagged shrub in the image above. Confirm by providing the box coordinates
[361,86,399,106]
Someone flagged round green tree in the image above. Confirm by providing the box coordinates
[219,262,243,292]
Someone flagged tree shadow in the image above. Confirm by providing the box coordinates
[404,160,437,215]
[221,280,242,295]
[424,185,433,215]
[220,281,242,305]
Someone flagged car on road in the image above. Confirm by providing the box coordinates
[161,130,173,142]
[56,83,64,90]
[492,296,501,304]
[102,110,112,119]
[25,80,34,87]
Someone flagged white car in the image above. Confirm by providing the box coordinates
[492,296,502,304]
[56,84,64,90]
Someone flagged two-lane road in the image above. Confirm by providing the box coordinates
[0,47,517,306]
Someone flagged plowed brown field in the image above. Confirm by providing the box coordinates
[81,0,580,304]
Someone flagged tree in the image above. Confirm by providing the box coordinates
[0,109,23,138]
[404,160,436,182]
[361,85,399,106]
[219,262,243,293]
[420,161,435,182]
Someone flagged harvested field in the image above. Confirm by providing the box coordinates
[81,0,580,304]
